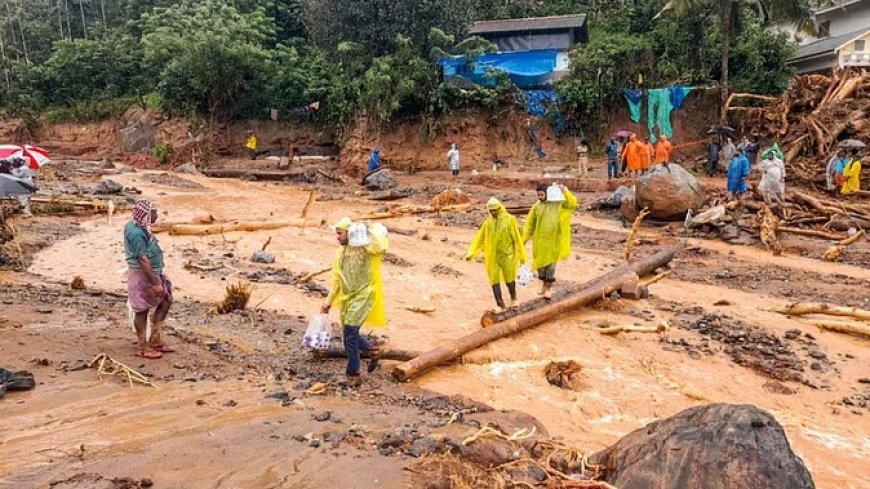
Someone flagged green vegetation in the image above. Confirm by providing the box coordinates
[0,0,814,136]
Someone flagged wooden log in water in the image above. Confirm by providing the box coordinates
[393,246,681,382]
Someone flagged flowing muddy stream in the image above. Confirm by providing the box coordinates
[10,172,870,488]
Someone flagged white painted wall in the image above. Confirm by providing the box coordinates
[800,0,870,45]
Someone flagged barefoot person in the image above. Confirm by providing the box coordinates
[466,197,527,312]
[125,199,173,359]
[523,184,578,299]
[321,217,388,383]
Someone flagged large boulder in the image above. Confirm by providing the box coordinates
[592,404,815,489]
[362,169,397,190]
[635,164,706,220]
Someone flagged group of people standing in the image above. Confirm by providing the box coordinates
[604,134,672,180]
[826,148,863,195]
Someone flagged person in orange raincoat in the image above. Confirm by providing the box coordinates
[643,138,654,172]
[625,135,644,177]
[655,135,673,168]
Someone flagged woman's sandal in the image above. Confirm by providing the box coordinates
[135,350,163,360]
[151,344,175,353]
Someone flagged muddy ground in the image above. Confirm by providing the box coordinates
[1,159,869,489]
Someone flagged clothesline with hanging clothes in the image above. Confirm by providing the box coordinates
[619,84,721,143]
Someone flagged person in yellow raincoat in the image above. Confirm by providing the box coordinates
[466,197,527,311]
[523,184,578,299]
[321,217,388,381]
[244,130,258,160]
[841,149,863,195]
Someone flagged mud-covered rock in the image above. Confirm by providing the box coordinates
[0,368,35,399]
[635,164,707,220]
[363,169,397,190]
[93,179,124,195]
[592,404,815,489]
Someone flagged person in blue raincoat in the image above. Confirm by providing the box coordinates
[726,151,750,199]
[606,138,619,180]
[367,148,381,173]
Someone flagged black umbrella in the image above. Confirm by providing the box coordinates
[0,174,37,197]
[837,139,866,150]
[707,125,736,135]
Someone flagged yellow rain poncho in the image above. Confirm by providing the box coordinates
[327,224,389,328]
[466,198,527,285]
[841,158,862,195]
[245,134,258,151]
[523,188,578,269]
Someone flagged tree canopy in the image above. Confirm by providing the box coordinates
[0,0,805,136]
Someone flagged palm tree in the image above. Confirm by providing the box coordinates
[657,0,815,122]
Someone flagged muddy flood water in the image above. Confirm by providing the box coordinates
[2,171,869,488]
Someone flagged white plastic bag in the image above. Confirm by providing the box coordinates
[546,184,565,202]
[348,222,372,247]
[302,314,332,349]
[517,264,535,288]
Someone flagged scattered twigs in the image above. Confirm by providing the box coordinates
[183,261,223,272]
[624,207,650,261]
[88,353,155,388]
[461,425,537,446]
[404,305,436,314]
[261,236,272,251]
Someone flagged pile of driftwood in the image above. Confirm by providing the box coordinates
[727,69,870,188]
[688,189,869,257]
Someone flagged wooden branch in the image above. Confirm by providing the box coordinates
[808,320,870,340]
[598,322,669,336]
[777,227,848,241]
[300,190,316,219]
[313,348,420,361]
[643,270,673,286]
[624,208,650,261]
[354,203,471,221]
[297,267,331,284]
[167,218,316,236]
[394,246,682,381]
[778,302,870,321]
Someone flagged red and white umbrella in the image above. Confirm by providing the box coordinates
[0,144,51,169]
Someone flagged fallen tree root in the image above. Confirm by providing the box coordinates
[778,302,870,321]
[297,267,331,284]
[777,226,848,241]
[823,230,866,261]
[624,208,650,261]
[169,219,317,236]
[313,348,419,361]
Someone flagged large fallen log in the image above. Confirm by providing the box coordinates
[393,246,681,381]
[168,218,316,236]
[778,302,870,321]
[776,226,848,241]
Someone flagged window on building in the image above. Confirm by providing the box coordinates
[855,39,867,52]
[818,21,831,38]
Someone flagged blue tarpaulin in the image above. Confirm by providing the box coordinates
[440,50,559,89]
[523,89,557,116]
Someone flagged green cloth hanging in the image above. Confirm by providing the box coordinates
[647,89,674,144]
[620,89,643,124]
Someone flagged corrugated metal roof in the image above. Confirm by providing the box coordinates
[469,14,587,35]
[815,0,867,16]
[794,27,870,59]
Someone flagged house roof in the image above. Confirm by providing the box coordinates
[469,14,587,35]
[815,0,868,16]
[794,27,870,60]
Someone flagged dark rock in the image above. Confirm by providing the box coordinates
[223,400,237,407]
[175,162,201,175]
[251,250,276,264]
[808,350,827,360]
[324,431,346,444]
[363,169,398,190]
[93,179,124,195]
[266,390,291,402]
[635,164,707,220]
[592,404,815,489]
[859,378,870,384]
[762,381,797,395]
[592,185,632,210]
[410,437,443,458]
[0,368,35,399]
[784,329,801,340]
[314,411,332,422]
[810,362,823,371]
[308,438,321,448]
[721,225,740,241]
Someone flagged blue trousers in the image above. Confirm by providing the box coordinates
[607,159,619,178]
[343,325,372,375]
